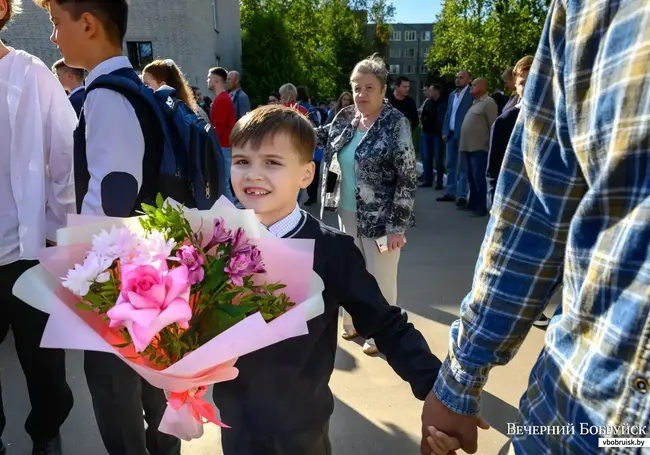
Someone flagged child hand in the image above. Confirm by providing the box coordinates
[426,425,462,455]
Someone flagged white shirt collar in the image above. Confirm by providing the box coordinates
[68,86,84,97]
[267,204,302,238]
[457,85,469,97]
[85,56,132,86]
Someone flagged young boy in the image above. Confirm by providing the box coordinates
[0,1,76,454]
[34,1,180,454]
[51,58,84,117]
[216,104,442,454]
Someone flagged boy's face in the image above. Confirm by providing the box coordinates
[231,133,314,226]
[48,1,89,69]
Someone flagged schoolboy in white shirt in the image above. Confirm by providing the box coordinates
[0,1,75,454]
[35,0,181,454]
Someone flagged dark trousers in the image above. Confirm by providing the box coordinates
[307,161,321,201]
[466,151,489,215]
[84,351,181,455]
[221,419,332,455]
[421,133,445,186]
[0,260,73,444]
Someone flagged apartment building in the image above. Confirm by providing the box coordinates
[1,0,242,90]
[367,22,434,105]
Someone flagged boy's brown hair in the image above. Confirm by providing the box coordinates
[33,0,128,46]
[1,0,22,31]
[231,105,316,164]
[513,55,534,79]
[52,58,85,80]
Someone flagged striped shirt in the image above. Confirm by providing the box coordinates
[433,0,650,453]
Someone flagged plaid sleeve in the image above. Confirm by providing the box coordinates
[433,0,589,415]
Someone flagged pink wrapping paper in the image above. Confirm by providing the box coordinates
[30,200,324,441]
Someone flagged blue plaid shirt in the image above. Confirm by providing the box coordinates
[433,0,650,453]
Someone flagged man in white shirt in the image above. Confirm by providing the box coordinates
[36,0,181,454]
[0,1,76,454]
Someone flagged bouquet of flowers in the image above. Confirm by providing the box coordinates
[13,196,324,441]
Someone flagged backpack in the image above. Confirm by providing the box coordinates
[85,72,226,210]
[297,101,321,128]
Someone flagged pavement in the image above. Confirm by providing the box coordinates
[0,187,559,455]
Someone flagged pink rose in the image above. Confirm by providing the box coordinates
[107,260,192,352]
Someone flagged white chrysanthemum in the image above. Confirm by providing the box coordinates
[139,230,176,262]
[92,226,140,261]
[62,253,113,296]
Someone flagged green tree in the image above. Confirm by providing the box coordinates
[370,0,396,60]
[427,0,548,88]
[240,0,371,107]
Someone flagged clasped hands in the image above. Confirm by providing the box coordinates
[420,392,490,455]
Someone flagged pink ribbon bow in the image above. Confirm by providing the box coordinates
[167,386,230,429]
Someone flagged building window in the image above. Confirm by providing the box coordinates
[212,0,218,31]
[421,31,431,41]
[422,47,430,57]
[421,63,429,74]
[390,48,401,58]
[126,41,153,70]
[405,48,416,58]
[390,31,401,41]
[405,64,415,74]
[405,30,417,41]
[389,64,400,74]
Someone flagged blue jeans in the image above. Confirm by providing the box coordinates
[421,133,445,186]
[444,135,468,199]
[466,151,489,214]
[222,147,235,202]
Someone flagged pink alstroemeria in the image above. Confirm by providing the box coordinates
[107,261,192,352]
[176,245,204,285]
[225,253,252,287]
[204,218,231,252]
[231,228,251,256]
[245,247,265,274]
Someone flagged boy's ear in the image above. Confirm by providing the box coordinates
[300,161,316,189]
[80,11,99,38]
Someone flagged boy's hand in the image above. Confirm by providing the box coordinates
[426,426,461,455]
[387,234,406,251]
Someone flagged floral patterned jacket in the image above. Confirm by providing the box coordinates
[317,102,417,238]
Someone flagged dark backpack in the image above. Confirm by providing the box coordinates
[85,72,226,210]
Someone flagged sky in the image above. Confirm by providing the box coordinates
[391,0,441,24]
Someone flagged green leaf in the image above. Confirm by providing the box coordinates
[156,193,164,208]
[216,303,258,318]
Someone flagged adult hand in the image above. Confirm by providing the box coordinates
[387,234,406,252]
[425,425,461,455]
[420,392,490,455]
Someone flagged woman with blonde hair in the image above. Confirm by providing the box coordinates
[142,59,210,122]
[317,54,416,355]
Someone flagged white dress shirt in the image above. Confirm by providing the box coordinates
[449,85,469,131]
[267,204,303,238]
[81,56,145,216]
[1,49,76,265]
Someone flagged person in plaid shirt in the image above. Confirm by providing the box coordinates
[420,0,650,453]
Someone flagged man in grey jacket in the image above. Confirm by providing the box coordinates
[227,70,251,120]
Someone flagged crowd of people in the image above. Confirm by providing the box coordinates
[1,0,649,455]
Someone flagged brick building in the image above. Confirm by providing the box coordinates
[1,0,242,90]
